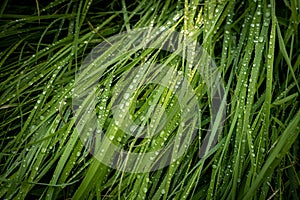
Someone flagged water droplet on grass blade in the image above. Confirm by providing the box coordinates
[109,135,114,141]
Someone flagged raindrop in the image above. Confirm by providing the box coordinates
[109,135,114,141]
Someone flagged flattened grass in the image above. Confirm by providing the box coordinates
[0,0,299,199]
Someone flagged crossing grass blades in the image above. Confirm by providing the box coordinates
[0,0,299,199]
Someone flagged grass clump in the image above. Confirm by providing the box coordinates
[0,0,299,199]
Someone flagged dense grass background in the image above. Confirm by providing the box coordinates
[0,0,299,199]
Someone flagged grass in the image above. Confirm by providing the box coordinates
[0,0,299,199]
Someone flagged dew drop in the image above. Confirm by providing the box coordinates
[123,93,130,100]
[109,135,114,140]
